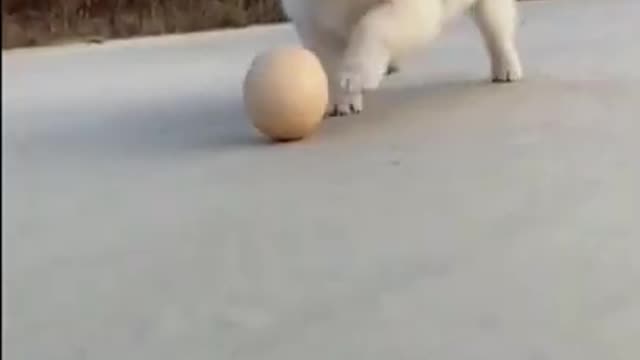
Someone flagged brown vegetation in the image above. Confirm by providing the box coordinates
[2,0,286,49]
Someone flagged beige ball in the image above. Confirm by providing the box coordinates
[243,47,329,142]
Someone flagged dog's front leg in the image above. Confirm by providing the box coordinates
[291,22,364,117]
[337,0,440,115]
[471,0,523,82]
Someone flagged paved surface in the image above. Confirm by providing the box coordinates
[3,0,639,359]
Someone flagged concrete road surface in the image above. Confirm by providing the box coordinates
[3,0,639,359]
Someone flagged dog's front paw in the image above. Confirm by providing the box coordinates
[492,55,523,83]
[326,92,363,117]
[322,69,367,117]
[325,58,389,117]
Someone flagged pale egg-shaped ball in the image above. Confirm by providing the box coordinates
[243,47,329,141]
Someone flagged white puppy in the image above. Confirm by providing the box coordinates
[280,0,523,116]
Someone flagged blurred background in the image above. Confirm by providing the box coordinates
[2,0,285,49]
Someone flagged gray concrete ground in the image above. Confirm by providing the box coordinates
[2,0,639,359]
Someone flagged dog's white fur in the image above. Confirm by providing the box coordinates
[280,0,523,116]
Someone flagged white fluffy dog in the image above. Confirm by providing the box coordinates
[280,0,524,116]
